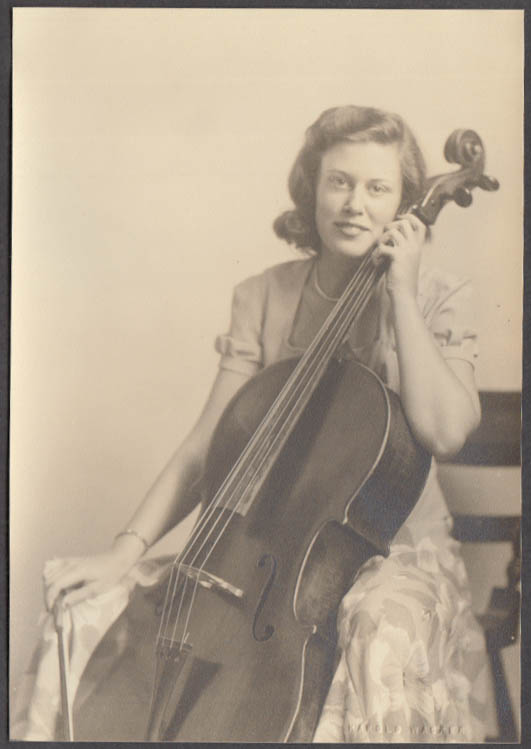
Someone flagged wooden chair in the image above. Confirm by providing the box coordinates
[446,391,521,742]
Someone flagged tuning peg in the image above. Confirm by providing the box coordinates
[454,187,473,207]
[479,174,500,191]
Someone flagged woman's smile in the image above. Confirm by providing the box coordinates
[333,220,371,239]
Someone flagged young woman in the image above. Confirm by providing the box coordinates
[15,105,488,742]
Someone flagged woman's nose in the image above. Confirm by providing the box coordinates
[343,186,364,214]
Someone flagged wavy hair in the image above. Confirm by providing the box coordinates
[273,106,427,254]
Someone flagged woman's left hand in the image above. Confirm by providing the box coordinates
[374,213,427,299]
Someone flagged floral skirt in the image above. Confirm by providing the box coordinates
[313,531,488,742]
[12,528,488,742]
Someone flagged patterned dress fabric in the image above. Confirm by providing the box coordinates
[12,258,488,742]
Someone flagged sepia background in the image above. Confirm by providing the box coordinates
[11,8,523,733]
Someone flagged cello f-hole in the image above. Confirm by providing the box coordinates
[252,554,277,642]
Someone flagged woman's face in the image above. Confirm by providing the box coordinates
[315,140,403,261]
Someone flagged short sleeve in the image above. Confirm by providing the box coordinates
[214,273,266,376]
[427,277,479,368]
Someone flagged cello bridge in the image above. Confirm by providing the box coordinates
[179,563,245,601]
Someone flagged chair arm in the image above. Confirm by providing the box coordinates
[451,514,521,544]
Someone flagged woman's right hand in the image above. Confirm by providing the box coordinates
[43,541,143,612]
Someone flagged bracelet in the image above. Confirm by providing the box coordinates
[114,528,150,552]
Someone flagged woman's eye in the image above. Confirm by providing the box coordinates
[369,183,390,195]
[328,174,348,188]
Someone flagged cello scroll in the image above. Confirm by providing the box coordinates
[412,129,499,225]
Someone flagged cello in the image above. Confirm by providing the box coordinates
[69,129,498,742]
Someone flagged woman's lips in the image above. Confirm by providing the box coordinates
[334,222,370,238]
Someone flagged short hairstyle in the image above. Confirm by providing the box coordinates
[273,106,427,254]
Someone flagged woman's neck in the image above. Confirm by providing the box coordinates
[315,252,365,299]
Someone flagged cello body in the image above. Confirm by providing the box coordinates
[143,354,431,741]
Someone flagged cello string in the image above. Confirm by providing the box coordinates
[156,560,184,647]
[159,254,380,645]
[171,263,380,648]
[160,256,379,647]
[166,265,379,649]
[163,257,380,646]
[188,263,380,544]
[170,252,377,570]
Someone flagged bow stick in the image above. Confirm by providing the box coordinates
[53,592,74,741]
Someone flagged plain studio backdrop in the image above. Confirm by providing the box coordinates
[11,7,522,730]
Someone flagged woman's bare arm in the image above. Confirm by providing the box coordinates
[391,291,480,459]
[377,214,481,460]
[118,368,252,553]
